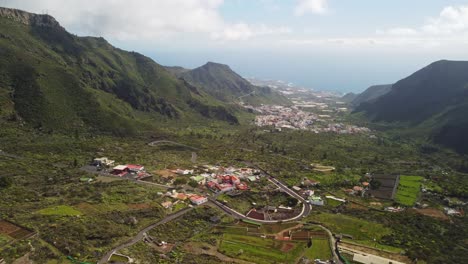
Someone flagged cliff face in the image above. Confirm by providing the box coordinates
[0,7,62,28]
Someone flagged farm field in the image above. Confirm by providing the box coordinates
[37,205,82,216]
[395,175,423,206]
[304,238,332,260]
[0,233,11,246]
[0,220,35,243]
[307,213,391,241]
[219,233,306,264]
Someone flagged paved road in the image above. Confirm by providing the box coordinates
[209,198,307,223]
[98,207,193,264]
[315,224,343,264]
[248,162,313,218]
[209,165,312,223]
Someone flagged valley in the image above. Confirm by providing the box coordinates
[0,6,467,264]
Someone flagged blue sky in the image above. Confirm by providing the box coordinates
[3,0,468,92]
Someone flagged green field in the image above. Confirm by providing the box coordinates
[219,233,306,264]
[396,175,423,206]
[305,238,332,260]
[0,234,12,246]
[307,213,391,241]
[37,205,82,216]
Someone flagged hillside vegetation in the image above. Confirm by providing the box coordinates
[180,62,291,106]
[0,8,240,135]
[356,60,468,154]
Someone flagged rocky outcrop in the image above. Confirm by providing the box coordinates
[0,7,62,28]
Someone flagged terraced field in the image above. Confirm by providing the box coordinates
[219,233,306,264]
[395,175,423,206]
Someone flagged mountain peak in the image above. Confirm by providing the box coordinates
[0,7,62,28]
[203,61,231,70]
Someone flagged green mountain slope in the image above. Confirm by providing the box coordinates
[0,8,239,135]
[351,84,392,108]
[356,60,468,154]
[341,92,358,103]
[180,62,291,106]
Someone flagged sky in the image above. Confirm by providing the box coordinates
[2,0,468,93]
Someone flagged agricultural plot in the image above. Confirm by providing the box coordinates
[307,213,391,241]
[219,233,306,264]
[0,220,35,245]
[37,205,82,216]
[395,175,423,206]
[304,238,332,260]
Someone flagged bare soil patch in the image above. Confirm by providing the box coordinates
[413,208,448,220]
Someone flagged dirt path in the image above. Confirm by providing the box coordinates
[183,242,255,264]
[148,140,199,150]
[273,223,303,240]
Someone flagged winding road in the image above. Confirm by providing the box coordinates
[98,207,193,264]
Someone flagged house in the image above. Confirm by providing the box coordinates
[173,169,194,175]
[292,186,302,192]
[127,164,145,173]
[206,181,217,190]
[247,176,257,182]
[309,196,324,206]
[190,175,206,185]
[236,182,249,190]
[444,207,463,216]
[161,201,173,209]
[385,206,404,213]
[190,195,208,205]
[171,191,188,200]
[302,179,320,187]
[353,186,364,192]
[217,183,235,193]
[93,157,115,167]
[362,181,370,187]
[112,165,129,176]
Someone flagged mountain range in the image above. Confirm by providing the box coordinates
[170,62,290,106]
[0,7,288,135]
[356,60,468,154]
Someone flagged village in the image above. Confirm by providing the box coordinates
[248,104,370,134]
[73,154,467,264]
[87,157,465,221]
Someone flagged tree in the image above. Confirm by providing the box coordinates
[188,180,198,188]
[287,197,298,207]
[174,178,187,185]
[0,176,12,189]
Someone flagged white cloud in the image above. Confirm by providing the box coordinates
[286,5,468,50]
[378,5,468,38]
[422,5,468,34]
[294,0,328,16]
[211,23,291,41]
[1,0,289,41]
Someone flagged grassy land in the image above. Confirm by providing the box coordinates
[342,239,404,253]
[0,234,12,246]
[219,233,306,264]
[305,238,332,260]
[307,212,391,241]
[37,205,82,216]
[396,175,423,206]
